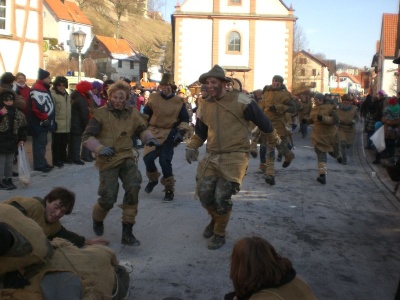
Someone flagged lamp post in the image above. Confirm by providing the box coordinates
[72,30,87,82]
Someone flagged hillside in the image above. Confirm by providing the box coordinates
[82,4,173,68]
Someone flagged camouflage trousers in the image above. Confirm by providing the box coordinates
[97,158,142,211]
[197,176,239,215]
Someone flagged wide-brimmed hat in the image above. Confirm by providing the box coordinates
[160,73,174,86]
[199,65,231,84]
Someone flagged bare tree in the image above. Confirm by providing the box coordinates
[76,0,101,9]
[148,0,164,19]
[292,23,309,95]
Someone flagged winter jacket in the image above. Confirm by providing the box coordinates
[51,89,71,133]
[29,80,56,136]
[0,102,27,153]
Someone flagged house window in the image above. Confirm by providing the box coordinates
[118,60,122,68]
[312,69,317,76]
[229,0,241,5]
[311,82,316,88]
[299,58,307,64]
[94,44,98,50]
[300,68,305,76]
[130,61,134,69]
[0,0,11,35]
[301,82,306,87]
[228,31,240,52]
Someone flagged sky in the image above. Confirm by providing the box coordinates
[161,0,399,68]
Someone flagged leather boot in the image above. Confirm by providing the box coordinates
[161,176,175,202]
[163,190,174,202]
[93,219,104,236]
[6,178,17,190]
[0,179,12,190]
[265,175,275,185]
[121,223,140,246]
[203,219,215,238]
[145,170,160,193]
[208,212,230,250]
[317,174,326,184]
[92,203,108,236]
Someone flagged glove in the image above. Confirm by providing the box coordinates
[146,138,160,147]
[301,119,307,125]
[317,115,323,122]
[269,105,277,112]
[42,119,50,127]
[185,148,198,164]
[173,131,184,147]
[3,271,30,289]
[99,146,116,157]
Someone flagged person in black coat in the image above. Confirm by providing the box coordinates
[68,81,93,165]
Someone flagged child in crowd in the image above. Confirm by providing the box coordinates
[0,90,27,190]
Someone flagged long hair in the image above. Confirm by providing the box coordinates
[230,236,292,298]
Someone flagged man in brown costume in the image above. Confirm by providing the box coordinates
[259,75,296,185]
[0,204,127,299]
[307,93,342,184]
[82,81,158,246]
[185,65,279,250]
[142,74,190,202]
[337,94,359,165]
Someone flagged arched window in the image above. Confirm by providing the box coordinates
[228,31,240,52]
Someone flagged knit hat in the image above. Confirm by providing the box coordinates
[314,93,324,100]
[0,72,16,84]
[0,223,13,256]
[388,97,398,106]
[199,65,231,84]
[38,68,50,80]
[91,81,102,90]
[76,80,92,94]
[0,90,16,102]
[272,75,284,84]
[378,90,386,97]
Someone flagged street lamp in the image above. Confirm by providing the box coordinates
[72,30,87,82]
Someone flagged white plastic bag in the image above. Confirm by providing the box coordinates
[370,126,386,153]
[18,145,31,186]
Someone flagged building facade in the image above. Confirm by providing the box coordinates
[0,0,43,82]
[43,0,92,53]
[86,35,148,82]
[172,0,296,91]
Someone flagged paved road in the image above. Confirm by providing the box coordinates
[1,123,400,299]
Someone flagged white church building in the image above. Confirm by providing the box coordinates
[172,0,297,91]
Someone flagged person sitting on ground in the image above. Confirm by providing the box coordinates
[2,187,108,247]
[0,203,129,299]
[225,236,317,300]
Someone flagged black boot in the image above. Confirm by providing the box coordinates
[93,219,104,236]
[163,190,174,202]
[0,179,11,190]
[265,175,275,185]
[203,220,215,238]
[144,180,158,193]
[121,223,140,246]
[6,178,16,190]
[317,174,326,184]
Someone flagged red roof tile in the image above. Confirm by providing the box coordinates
[45,0,92,26]
[65,1,92,25]
[382,13,398,57]
[96,35,136,57]
[337,72,360,84]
